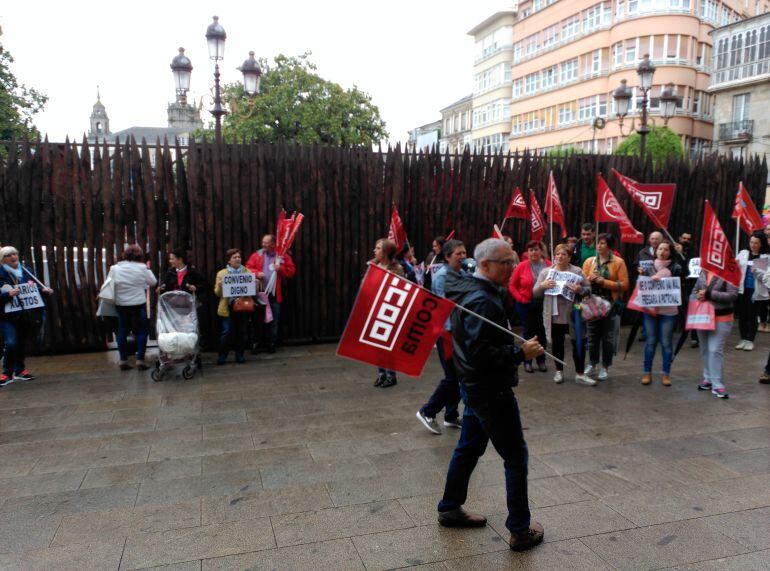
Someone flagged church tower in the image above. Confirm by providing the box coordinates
[88,88,110,139]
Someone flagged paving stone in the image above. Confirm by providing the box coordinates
[201,538,363,570]
[565,468,644,498]
[0,484,139,519]
[352,524,506,571]
[0,515,62,554]
[52,499,201,546]
[580,519,749,569]
[147,437,254,462]
[607,456,742,487]
[666,549,770,570]
[398,485,508,526]
[528,476,594,507]
[447,538,614,570]
[260,458,379,491]
[135,470,261,506]
[628,434,743,462]
[700,507,770,551]
[200,445,313,475]
[31,446,150,474]
[537,444,660,475]
[140,562,202,571]
[0,470,85,499]
[0,538,125,571]
[201,484,333,524]
[81,458,202,489]
[98,427,204,450]
[120,519,275,570]
[326,468,446,506]
[709,427,770,451]
[707,448,770,476]
[271,500,414,546]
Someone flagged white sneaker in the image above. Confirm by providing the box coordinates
[553,371,564,384]
[416,411,442,435]
[598,366,608,380]
[584,364,595,377]
[575,374,598,386]
[743,341,754,351]
[735,340,747,350]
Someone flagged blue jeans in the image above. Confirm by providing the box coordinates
[516,302,546,365]
[438,384,530,534]
[219,314,249,359]
[116,305,148,361]
[420,336,460,422]
[1,319,29,375]
[643,313,677,374]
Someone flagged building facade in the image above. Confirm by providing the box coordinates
[439,95,473,154]
[709,12,770,161]
[407,120,442,152]
[467,0,769,156]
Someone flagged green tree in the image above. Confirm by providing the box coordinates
[0,28,47,141]
[614,125,684,163]
[218,52,387,146]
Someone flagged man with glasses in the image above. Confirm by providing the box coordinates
[437,238,545,552]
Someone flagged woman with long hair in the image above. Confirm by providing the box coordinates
[370,238,404,388]
[735,231,770,351]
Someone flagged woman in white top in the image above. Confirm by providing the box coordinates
[735,231,770,351]
[107,245,157,370]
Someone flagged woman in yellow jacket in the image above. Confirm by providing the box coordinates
[214,248,253,365]
[581,233,629,381]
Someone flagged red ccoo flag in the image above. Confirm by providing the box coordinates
[387,203,409,252]
[529,191,546,241]
[612,168,676,229]
[545,171,568,239]
[337,264,456,377]
[504,187,529,220]
[701,200,741,287]
[731,182,764,236]
[595,175,644,244]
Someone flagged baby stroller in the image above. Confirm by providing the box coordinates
[152,290,201,382]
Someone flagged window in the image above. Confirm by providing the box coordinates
[625,39,637,64]
[561,58,578,82]
[543,25,559,48]
[578,96,598,120]
[692,90,700,115]
[561,15,579,40]
[475,26,513,60]
[592,49,602,72]
[700,0,717,22]
[513,41,523,62]
[558,104,575,124]
[513,79,523,97]
[526,33,540,55]
[582,3,607,33]
[617,0,626,17]
[732,93,751,122]
[612,42,623,67]
[525,72,540,94]
[542,66,558,88]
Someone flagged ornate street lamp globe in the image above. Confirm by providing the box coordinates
[660,83,678,121]
[637,53,655,91]
[206,16,226,61]
[238,51,262,96]
[613,79,632,118]
[170,47,193,94]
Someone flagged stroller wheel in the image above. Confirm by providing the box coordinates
[151,368,163,382]
[182,365,195,380]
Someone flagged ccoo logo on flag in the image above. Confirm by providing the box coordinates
[638,191,663,209]
[361,275,418,351]
[706,216,727,270]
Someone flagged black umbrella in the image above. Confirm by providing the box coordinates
[623,313,643,360]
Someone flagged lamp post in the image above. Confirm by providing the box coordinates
[205,16,227,144]
[170,48,193,105]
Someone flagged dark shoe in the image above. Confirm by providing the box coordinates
[374,373,385,387]
[509,521,544,552]
[13,370,35,381]
[267,344,276,354]
[119,361,133,371]
[235,354,246,364]
[524,362,534,374]
[759,372,770,384]
[380,376,397,388]
[136,361,150,371]
[537,361,547,373]
[443,417,462,429]
[697,381,712,391]
[216,354,227,366]
[438,508,487,528]
[691,340,699,348]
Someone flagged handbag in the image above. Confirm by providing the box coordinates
[232,296,255,313]
[96,298,118,317]
[685,299,715,330]
[98,277,116,302]
[579,295,612,322]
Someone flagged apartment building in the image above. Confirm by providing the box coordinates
[439,95,473,154]
[468,10,517,154]
[709,12,770,161]
[483,0,770,156]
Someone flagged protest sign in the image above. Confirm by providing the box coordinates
[633,276,681,308]
[638,260,654,273]
[3,282,44,313]
[221,273,257,298]
[688,258,701,279]
[543,270,582,301]
[753,256,769,271]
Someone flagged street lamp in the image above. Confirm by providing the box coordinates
[659,82,679,124]
[170,48,193,104]
[238,52,262,96]
[612,53,663,160]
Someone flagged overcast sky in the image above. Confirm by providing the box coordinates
[3,0,508,145]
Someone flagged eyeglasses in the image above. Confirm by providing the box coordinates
[487,259,515,267]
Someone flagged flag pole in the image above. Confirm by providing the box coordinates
[735,214,741,254]
[499,218,507,234]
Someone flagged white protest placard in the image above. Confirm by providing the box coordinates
[3,282,44,313]
[688,258,701,279]
[638,259,654,274]
[221,273,256,298]
[634,276,682,308]
[543,270,582,302]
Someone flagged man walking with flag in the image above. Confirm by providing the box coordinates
[437,238,546,552]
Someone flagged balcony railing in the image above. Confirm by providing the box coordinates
[719,120,753,141]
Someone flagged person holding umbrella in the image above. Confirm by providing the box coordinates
[639,241,683,387]
[533,244,593,385]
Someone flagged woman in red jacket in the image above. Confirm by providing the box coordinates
[509,240,551,373]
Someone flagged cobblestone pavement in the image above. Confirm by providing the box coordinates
[0,328,768,570]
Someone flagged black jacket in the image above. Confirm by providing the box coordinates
[160,267,206,295]
[446,271,524,398]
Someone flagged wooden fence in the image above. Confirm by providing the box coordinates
[0,137,766,352]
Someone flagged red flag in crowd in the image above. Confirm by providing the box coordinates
[337,263,456,376]
[445,230,456,241]
[544,172,568,239]
[491,224,504,239]
[504,187,529,220]
[595,175,644,244]
[276,210,304,257]
[612,168,676,229]
[731,182,764,236]
[388,203,409,252]
[700,200,741,287]
[529,191,546,241]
